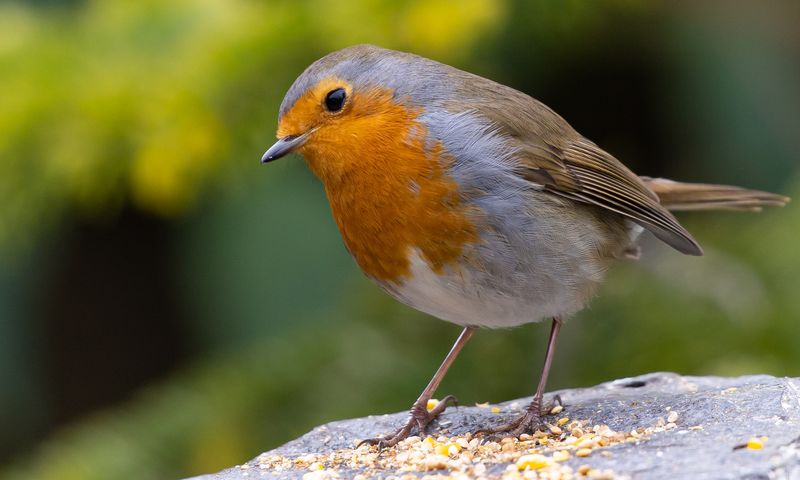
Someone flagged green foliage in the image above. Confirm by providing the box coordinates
[0,0,507,254]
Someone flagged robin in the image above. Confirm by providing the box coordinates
[261,45,789,446]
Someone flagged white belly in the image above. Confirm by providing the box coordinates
[379,196,637,328]
[386,249,578,327]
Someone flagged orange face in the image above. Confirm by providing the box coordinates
[275,76,416,184]
[268,77,479,284]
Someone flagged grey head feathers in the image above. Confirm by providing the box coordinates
[278,44,458,120]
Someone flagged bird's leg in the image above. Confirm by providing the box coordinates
[482,317,563,437]
[359,326,475,449]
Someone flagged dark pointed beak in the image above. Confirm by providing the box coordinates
[261,133,309,163]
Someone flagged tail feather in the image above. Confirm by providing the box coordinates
[641,177,790,212]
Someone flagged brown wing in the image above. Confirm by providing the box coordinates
[455,73,703,255]
[515,137,703,256]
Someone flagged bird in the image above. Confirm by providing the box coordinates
[261,44,789,447]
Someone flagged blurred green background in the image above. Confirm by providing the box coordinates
[0,0,798,479]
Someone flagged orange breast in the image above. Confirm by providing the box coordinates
[282,87,478,283]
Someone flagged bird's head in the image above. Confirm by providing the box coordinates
[262,44,455,184]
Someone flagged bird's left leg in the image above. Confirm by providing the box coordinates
[481,317,563,437]
[358,326,476,449]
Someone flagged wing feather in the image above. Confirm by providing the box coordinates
[465,83,702,255]
[516,138,703,255]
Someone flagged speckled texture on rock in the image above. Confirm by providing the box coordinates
[188,373,800,479]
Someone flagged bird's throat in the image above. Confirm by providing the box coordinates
[302,100,479,284]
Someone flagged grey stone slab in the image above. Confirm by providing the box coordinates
[188,372,800,479]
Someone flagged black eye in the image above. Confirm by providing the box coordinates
[324,88,346,112]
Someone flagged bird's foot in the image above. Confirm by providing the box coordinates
[479,395,563,439]
[357,395,458,449]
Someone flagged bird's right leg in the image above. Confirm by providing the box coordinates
[480,317,563,437]
[358,326,475,449]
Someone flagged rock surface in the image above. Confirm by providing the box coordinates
[189,373,800,479]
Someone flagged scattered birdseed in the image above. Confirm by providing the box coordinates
[550,405,564,415]
[491,407,501,413]
[667,410,679,423]
[427,399,440,411]
[435,442,462,456]
[552,450,570,462]
[746,437,765,450]
[250,415,672,479]
[515,453,551,470]
[476,402,490,408]
[302,469,338,480]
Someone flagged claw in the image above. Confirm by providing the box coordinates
[480,411,544,439]
[356,395,457,449]
[356,437,380,449]
[428,394,458,417]
[478,396,565,439]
